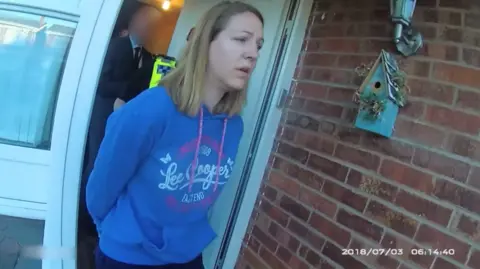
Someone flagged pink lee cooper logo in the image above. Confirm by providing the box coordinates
[158,137,235,212]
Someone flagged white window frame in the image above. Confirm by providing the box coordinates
[0,2,78,218]
[0,1,104,269]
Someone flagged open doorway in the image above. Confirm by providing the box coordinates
[73,0,308,268]
[77,1,184,268]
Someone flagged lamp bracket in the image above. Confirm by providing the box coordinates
[395,25,423,57]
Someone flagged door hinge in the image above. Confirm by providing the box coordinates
[284,19,294,37]
[276,88,289,109]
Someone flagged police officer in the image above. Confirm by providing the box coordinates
[113,27,196,110]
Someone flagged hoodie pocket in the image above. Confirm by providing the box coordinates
[101,198,144,245]
[142,219,216,264]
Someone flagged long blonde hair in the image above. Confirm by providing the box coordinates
[159,1,264,117]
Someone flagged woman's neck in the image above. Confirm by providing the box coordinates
[203,87,225,112]
[203,76,226,111]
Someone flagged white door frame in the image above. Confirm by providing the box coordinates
[219,0,313,267]
[44,0,122,269]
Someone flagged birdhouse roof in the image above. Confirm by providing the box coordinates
[358,49,402,106]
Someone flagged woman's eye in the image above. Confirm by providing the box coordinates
[234,37,248,43]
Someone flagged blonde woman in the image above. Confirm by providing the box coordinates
[86,2,264,269]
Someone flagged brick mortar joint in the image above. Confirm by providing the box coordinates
[301,47,480,73]
[265,168,474,269]
[240,173,273,263]
[284,108,480,167]
[287,92,480,141]
[241,247,273,269]
[312,5,473,12]
[282,121,480,181]
[262,184,424,269]
[249,211,340,269]
[277,137,480,224]
[395,115,480,144]
[271,152,480,248]
[301,60,480,77]
[292,89,480,121]
[253,209,351,269]
[296,77,475,111]
[302,122,479,188]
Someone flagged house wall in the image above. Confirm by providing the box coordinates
[146,8,182,55]
[235,0,480,268]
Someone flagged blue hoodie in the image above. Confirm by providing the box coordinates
[86,87,243,265]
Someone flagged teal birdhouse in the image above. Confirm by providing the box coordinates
[354,50,407,138]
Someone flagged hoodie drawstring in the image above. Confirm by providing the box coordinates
[188,108,228,192]
[215,119,227,192]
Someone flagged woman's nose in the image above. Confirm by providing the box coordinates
[245,44,259,61]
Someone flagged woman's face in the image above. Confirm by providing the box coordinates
[208,12,264,91]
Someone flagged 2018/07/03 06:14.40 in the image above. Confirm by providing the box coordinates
[410,248,455,256]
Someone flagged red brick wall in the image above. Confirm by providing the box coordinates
[235,0,480,268]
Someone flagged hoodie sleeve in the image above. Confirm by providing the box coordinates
[86,89,163,229]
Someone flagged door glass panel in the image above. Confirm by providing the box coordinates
[0,9,76,149]
[0,215,45,269]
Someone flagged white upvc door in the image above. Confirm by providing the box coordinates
[45,0,124,268]
[0,0,104,269]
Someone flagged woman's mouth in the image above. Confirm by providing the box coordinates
[236,67,250,76]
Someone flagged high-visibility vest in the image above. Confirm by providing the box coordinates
[149,54,176,88]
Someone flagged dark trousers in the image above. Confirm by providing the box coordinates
[95,248,205,269]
